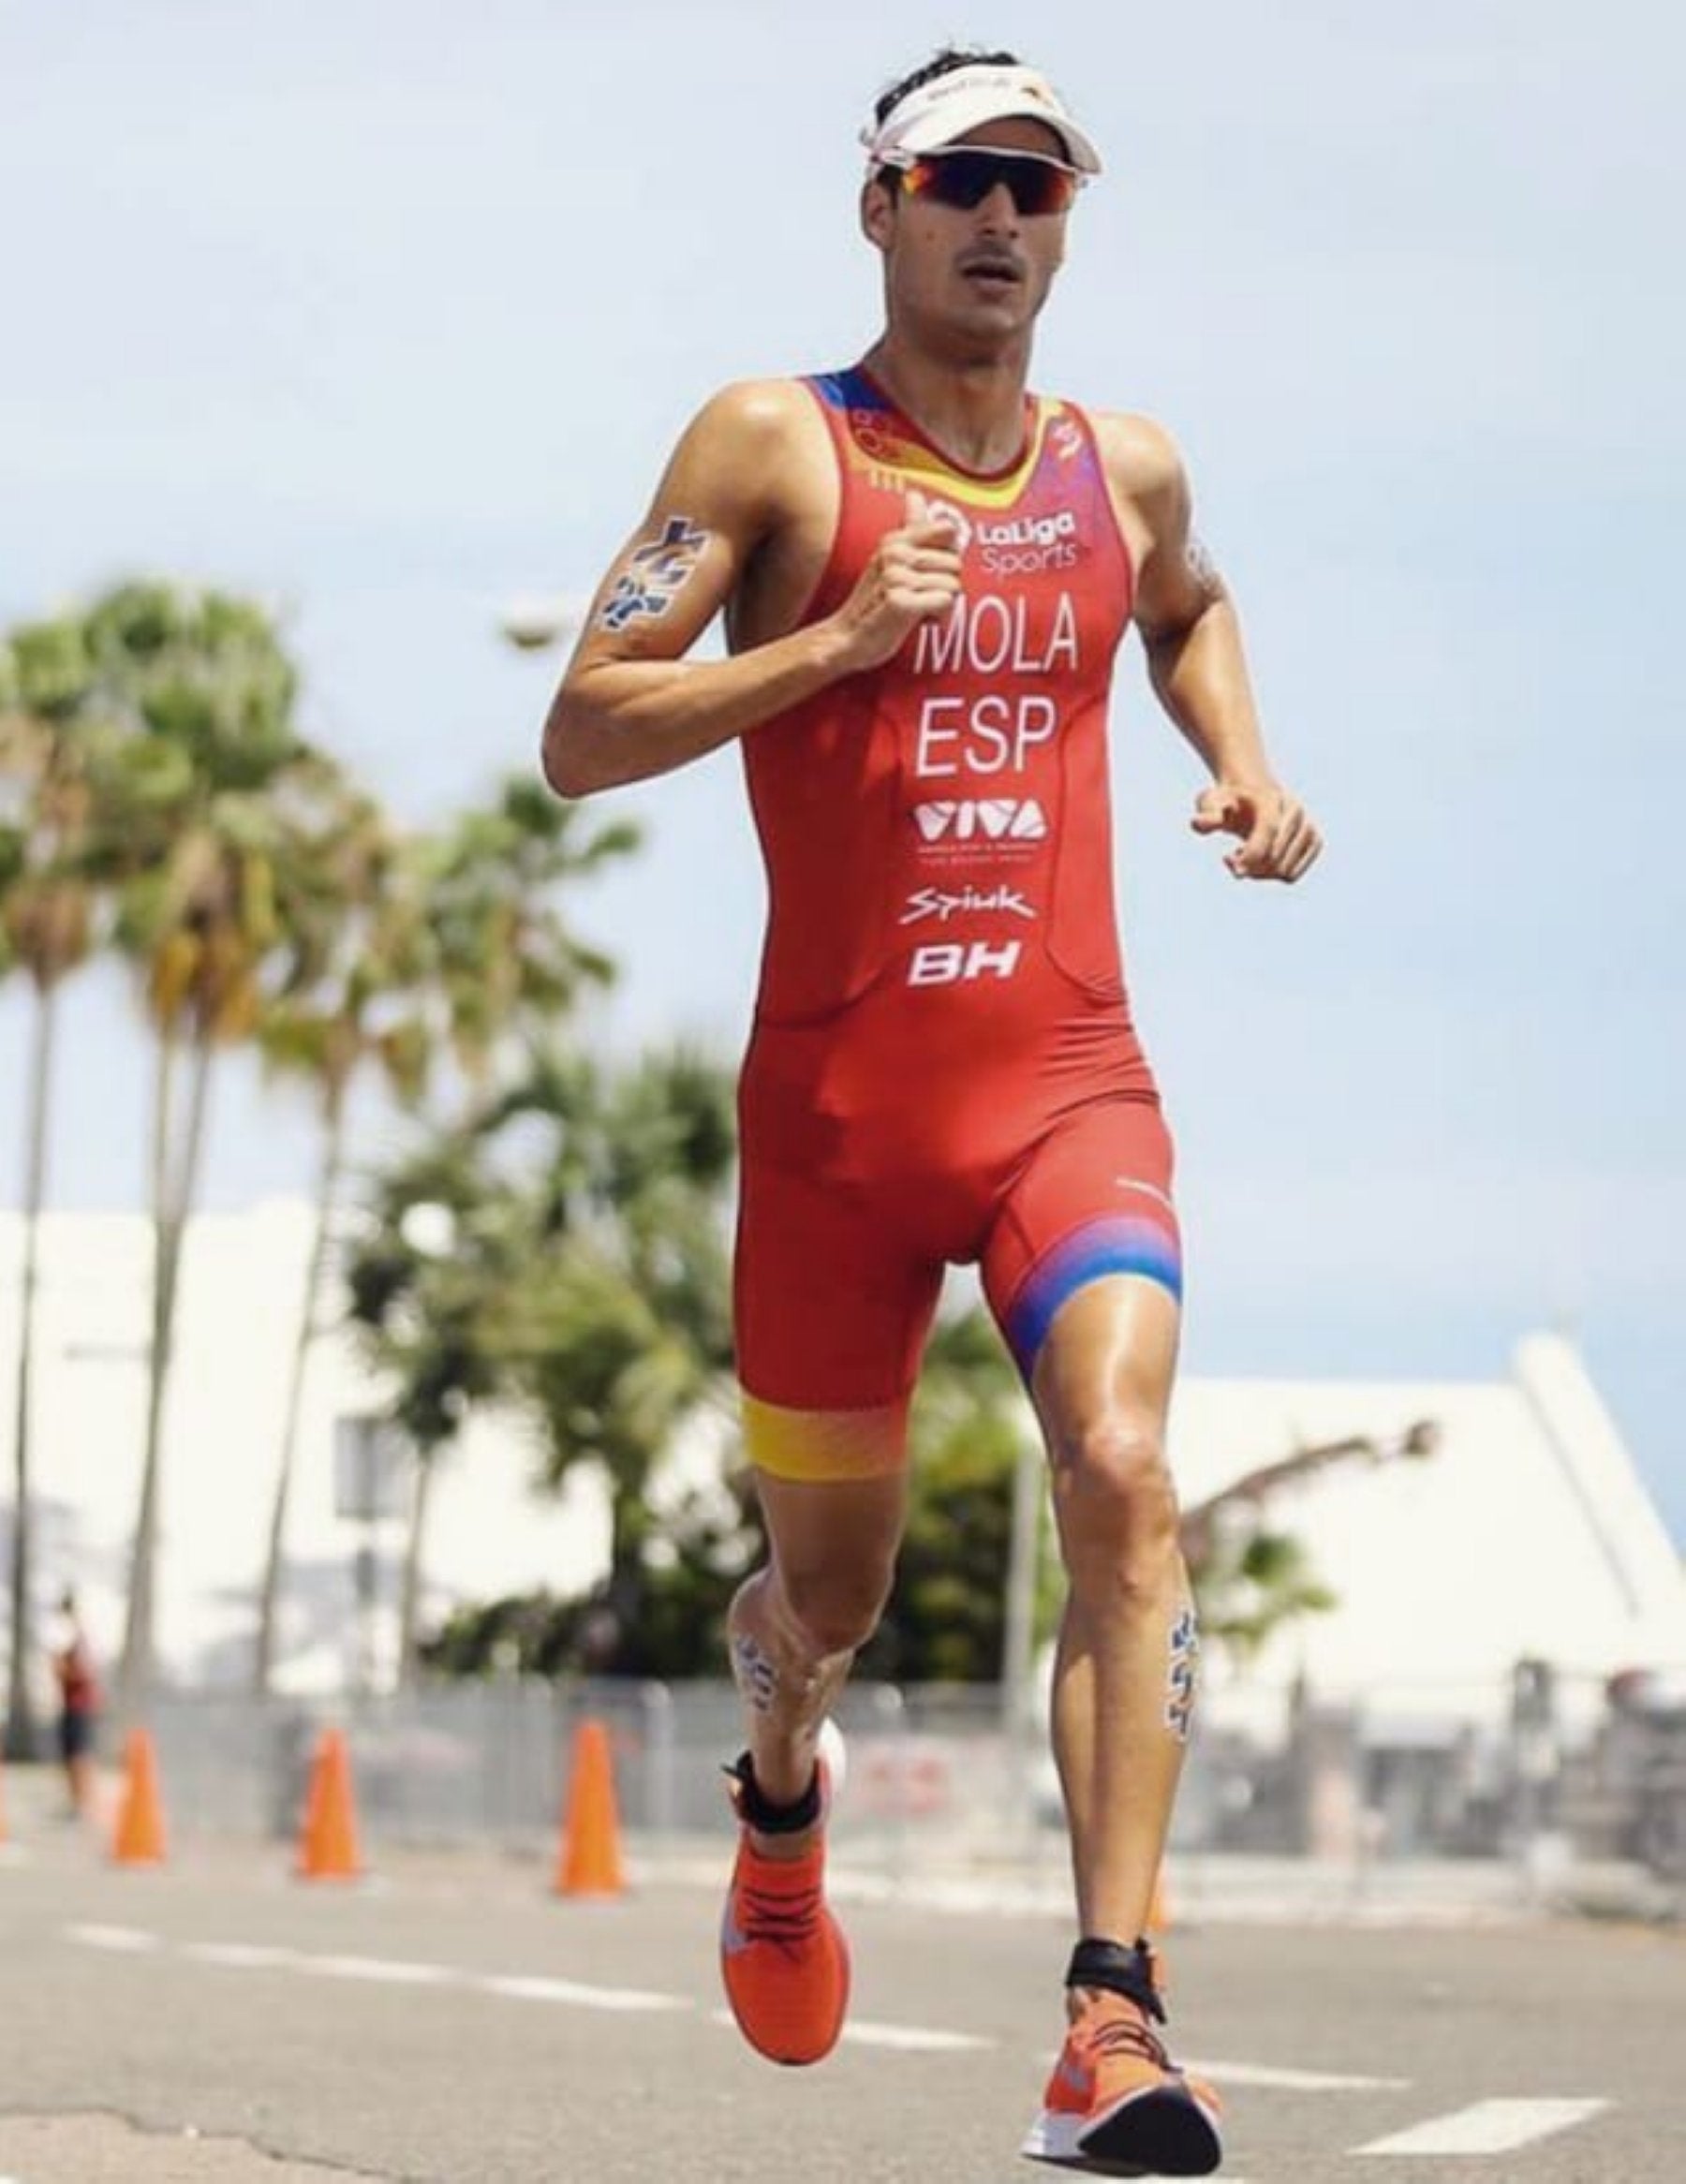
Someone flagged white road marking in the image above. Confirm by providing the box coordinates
[479,1974,688,2012]
[845,2020,994,2053]
[1190,2058,1411,2092]
[708,2006,990,2053]
[709,2006,990,2053]
[1357,2097,1610,2155]
[53,1921,1426,2111]
[66,1923,161,1953]
[182,1941,299,1970]
[293,1954,454,1985]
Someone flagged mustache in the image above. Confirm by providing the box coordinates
[955,245,1026,280]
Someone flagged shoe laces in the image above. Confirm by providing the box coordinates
[735,1877,824,1961]
[1084,1998,1173,2074]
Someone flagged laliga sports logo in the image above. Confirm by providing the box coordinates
[917,503,1079,557]
[977,509,1077,550]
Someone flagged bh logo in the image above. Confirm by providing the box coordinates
[907,939,1021,986]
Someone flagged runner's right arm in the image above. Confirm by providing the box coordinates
[542,382,962,797]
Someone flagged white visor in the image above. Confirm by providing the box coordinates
[862,62,1102,178]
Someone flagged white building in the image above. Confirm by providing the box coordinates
[1168,1338,1686,1736]
[0,1201,608,1702]
[2,1203,1681,1711]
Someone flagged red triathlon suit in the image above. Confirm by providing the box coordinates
[735,363,1180,1482]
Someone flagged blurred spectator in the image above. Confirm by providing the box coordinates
[49,1589,102,1819]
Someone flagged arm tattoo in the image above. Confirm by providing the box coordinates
[1185,532,1224,605]
[597,514,712,632]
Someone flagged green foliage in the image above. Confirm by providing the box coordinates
[342,1133,512,1452]
[81,582,302,786]
[6,616,95,720]
[412,1297,1047,1686]
[859,1307,1048,1682]
[418,1471,766,1681]
[1191,1519,1339,1662]
[416,775,635,1086]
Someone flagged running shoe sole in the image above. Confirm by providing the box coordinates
[1021,2083,1223,2175]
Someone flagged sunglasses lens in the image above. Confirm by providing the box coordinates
[904,152,1076,215]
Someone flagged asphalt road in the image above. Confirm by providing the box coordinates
[2,1826,1681,2183]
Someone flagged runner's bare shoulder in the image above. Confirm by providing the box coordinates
[1085,410,1196,600]
[1086,409,1187,509]
[677,377,833,527]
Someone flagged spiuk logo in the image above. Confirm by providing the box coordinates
[899,884,1035,925]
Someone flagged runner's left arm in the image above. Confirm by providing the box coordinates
[1099,413,1322,883]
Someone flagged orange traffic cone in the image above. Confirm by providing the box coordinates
[295,1726,362,1881]
[555,1718,625,1897]
[111,1728,168,1867]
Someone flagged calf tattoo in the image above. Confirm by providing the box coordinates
[598,514,711,631]
[731,1631,779,1714]
[1165,1604,1200,1742]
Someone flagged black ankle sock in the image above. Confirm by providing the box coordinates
[725,1751,822,1835]
[1065,1935,1166,2022]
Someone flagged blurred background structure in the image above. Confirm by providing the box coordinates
[3,1172,1682,1908]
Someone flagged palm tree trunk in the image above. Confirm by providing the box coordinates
[253,1099,346,1694]
[3,984,58,1762]
[120,1034,214,1717]
[396,1447,436,1690]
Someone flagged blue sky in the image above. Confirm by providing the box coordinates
[2,3,1682,1541]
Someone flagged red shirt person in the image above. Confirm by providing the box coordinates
[543,45,1319,2177]
[51,1588,102,1819]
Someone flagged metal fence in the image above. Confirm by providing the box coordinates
[126,1660,1686,1906]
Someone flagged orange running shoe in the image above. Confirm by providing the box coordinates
[1021,1941,1222,2176]
[718,1740,850,2067]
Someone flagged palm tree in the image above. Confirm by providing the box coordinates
[421,775,637,1106]
[0,775,31,1759]
[0,613,118,1758]
[249,796,434,1694]
[340,1041,739,1682]
[1180,1419,1441,1660]
[337,781,640,1677]
[341,1128,522,1680]
[495,1046,738,1618]
[252,794,447,1694]
[856,1306,1039,1683]
[78,582,332,1712]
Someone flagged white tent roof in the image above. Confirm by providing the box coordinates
[1166,1334,1686,1719]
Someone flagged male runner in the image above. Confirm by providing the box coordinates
[543,45,1321,2177]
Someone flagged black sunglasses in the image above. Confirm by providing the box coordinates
[894,149,1081,217]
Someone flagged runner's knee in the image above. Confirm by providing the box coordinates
[1053,1411,1181,1590]
[778,1557,894,1660]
